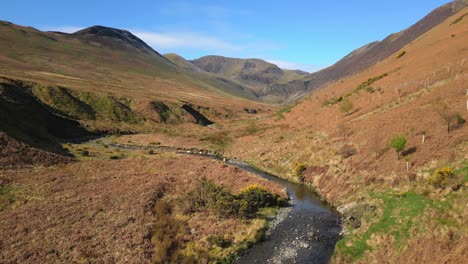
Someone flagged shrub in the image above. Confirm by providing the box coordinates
[187,178,283,217]
[148,149,155,155]
[353,73,389,93]
[322,96,342,107]
[396,51,406,59]
[187,177,241,216]
[294,164,307,181]
[435,101,458,133]
[427,167,454,188]
[338,98,354,115]
[109,155,120,160]
[455,114,466,125]
[207,235,232,248]
[450,13,467,25]
[389,135,407,159]
[238,185,282,214]
[365,86,374,93]
[81,150,90,156]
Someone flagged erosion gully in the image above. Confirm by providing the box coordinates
[105,142,342,263]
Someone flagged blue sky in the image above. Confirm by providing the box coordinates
[1,0,452,72]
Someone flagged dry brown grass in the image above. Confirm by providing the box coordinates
[227,8,468,204]
[0,155,285,263]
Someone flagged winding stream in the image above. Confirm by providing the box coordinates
[227,160,342,264]
[103,142,342,263]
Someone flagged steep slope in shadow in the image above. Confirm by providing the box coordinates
[0,78,91,155]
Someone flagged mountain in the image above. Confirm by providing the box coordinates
[0,22,276,152]
[301,0,467,93]
[72,26,165,56]
[0,21,265,105]
[164,53,260,101]
[191,55,308,103]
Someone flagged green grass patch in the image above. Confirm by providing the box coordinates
[323,73,389,107]
[276,104,293,119]
[336,191,450,260]
[31,84,142,124]
[0,185,25,210]
[454,160,468,183]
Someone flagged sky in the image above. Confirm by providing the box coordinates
[0,0,452,72]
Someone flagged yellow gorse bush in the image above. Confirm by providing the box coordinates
[427,167,454,188]
[238,184,268,195]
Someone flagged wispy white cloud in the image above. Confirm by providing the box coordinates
[133,31,244,52]
[41,26,83,33]
[39,25,279,55]
[266,59,328,73]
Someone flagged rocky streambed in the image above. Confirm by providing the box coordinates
[229,161,342,264]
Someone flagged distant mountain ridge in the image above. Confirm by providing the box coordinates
[300,0,467,93]
[183,1,466,102]
[190,55,308,103]
[0,0,464,104]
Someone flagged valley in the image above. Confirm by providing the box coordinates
[1,1,468,263]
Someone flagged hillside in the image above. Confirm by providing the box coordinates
[191,55,308,103]
[301,0,467,93]
[0,21,270,106]
[226,6,468,263]
[0,22,277,147]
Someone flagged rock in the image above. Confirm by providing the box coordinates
[243,108,258,114]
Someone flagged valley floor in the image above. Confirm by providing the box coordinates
[0,148,287,263]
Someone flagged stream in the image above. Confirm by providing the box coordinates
[102,142,342,263]
[228,160,342,264]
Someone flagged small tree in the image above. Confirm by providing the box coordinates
[338,98,353,115]
[435,100,456,133]
[337,120,350,139]
[389,135,407,160]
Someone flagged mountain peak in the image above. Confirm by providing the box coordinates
[73,25,157,55]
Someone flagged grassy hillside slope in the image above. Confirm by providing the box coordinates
[0,21,268,106]
[301,0,467,94]
[226,7,468,263]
